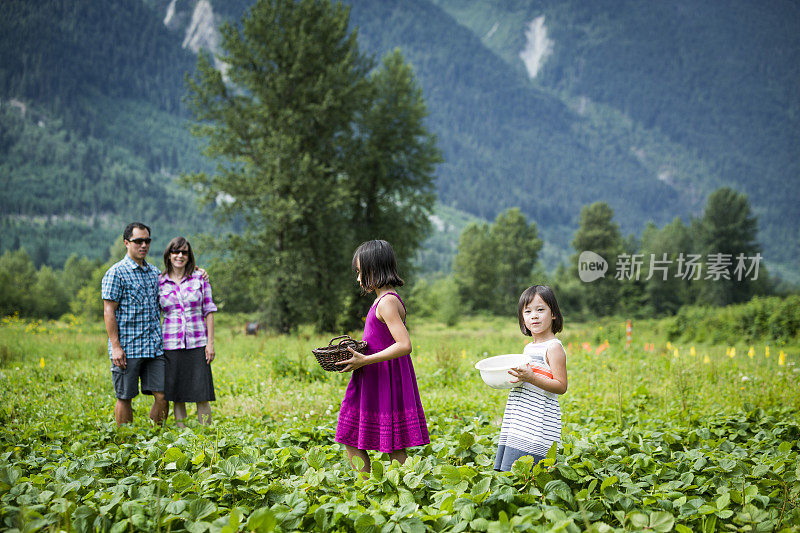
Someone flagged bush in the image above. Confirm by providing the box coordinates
[667,295,800,343]
[408,276,461,326]
[69,262,110,320]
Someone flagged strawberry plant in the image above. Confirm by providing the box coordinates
[0,314,798,531]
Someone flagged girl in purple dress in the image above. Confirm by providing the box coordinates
[335,240,429,472]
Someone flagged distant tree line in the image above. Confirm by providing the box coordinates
[1,187,790,330]
[0,250,104,320]
[410,187,778,324]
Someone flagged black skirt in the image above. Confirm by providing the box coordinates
[164,346,216,402]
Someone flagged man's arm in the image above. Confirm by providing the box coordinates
[103,299,126,369]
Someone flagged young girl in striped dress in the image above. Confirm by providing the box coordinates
[495,285,568,471]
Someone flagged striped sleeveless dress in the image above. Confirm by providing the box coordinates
[494,337,564,471]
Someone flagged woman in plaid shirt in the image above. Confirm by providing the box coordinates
[159,237,218,426]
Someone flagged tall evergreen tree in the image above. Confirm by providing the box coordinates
[696,187,763,306]
[639,218,694,315]
[348,50,440,258]
[571,202,623,316]
[341,49,441,328]
[185,0,439,331]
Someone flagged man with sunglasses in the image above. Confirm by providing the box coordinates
[101,222,168,426]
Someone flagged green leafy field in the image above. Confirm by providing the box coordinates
[1,313,798,532]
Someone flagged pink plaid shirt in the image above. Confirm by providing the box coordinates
[158,271,217,350]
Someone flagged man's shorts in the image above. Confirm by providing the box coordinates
[110,356,165,399]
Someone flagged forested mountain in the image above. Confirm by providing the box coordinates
[344,0,710,268]
[0,0,215,265]
[428,0,800,279]
[1,0,797,280]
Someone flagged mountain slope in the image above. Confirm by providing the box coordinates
[429,0,800,279]
[0,0,797,282]
[0,0,215,263]
[344,0,704,266]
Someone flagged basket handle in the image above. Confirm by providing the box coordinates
[328,334,354,347]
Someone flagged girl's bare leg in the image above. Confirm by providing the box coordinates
[389,449,408,465]
[344,445,371,473]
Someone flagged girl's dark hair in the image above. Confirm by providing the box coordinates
[518,285,563,335]
[352,240,404,291]
[163,237,195,278]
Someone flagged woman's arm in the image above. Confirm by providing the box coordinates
[201,276,217,363]
[508,343,568,394]
[337,295,411,372]
[204,312,215,363]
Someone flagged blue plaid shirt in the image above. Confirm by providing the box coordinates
[101,255,163,359]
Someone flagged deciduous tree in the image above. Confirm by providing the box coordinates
[0,249,36,316]
[453,208,541,314]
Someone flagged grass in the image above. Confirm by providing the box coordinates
[1,312,797,431]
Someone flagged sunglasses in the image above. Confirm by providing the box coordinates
[127,238,151,245]
[170,249,190,256]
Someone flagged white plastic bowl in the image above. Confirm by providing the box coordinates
[474,354,531,389]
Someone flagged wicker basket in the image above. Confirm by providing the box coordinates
[312,335,368,371]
